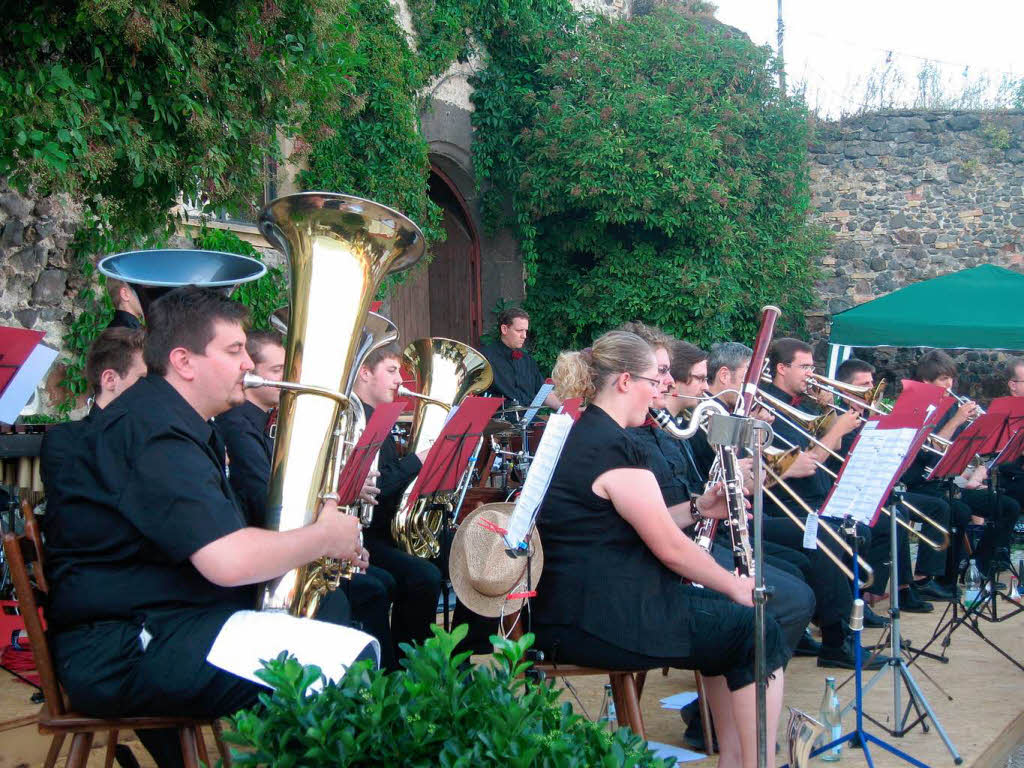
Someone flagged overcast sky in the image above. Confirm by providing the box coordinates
[709,0,1024,118]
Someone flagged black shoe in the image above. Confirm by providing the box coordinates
[914,577,955,601]
[899,587,934,613]
[678,699,701,728]
[794,628,822,657]
[863,604,890,628]
[681,712,718,753]
[818,640,889,670]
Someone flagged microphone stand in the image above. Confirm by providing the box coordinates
[842,499,962,761]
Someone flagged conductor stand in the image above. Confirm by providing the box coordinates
[844,503,962,761]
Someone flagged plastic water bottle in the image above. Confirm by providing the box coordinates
[598,683,617,730]
[964,559,983,609]
[817,676,842,761]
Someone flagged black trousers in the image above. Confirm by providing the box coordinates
[340,565,396,670]
[900,492,952,579]
[533,585,789,692]
[762,516,855,631]
[710,543,815,655]
[960,488,1020,573]
[866,507,913,595]
[364,533,442,663]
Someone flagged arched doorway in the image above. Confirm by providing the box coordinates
[389,165,482,347]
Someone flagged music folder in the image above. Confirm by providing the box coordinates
[0,326,58,425]
[335,401,404,506]
[926,411,1009,480]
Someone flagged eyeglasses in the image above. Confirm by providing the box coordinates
[785,363,816,372]
[656,365,670,375]
[632,374,663,389]
[689,374,709,384]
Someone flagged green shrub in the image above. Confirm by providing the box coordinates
[226,625,671,767]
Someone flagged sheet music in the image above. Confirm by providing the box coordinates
[0,343,57,424]
[820,421,919,525]
[522,382,554,425]
[207,611,379,693]
[503,413,573,550]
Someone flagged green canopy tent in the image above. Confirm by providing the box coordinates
[826,264,1024,374]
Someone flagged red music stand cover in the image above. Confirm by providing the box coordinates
[335,401,404,506]
[401,396,501,506]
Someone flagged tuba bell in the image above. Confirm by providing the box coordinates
[255,193,423,617]
[390,338,493,558]
[98,248,268,319]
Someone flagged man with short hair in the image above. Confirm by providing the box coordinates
[45,287,370,767]
[833,358,947,607]
[907,350,1018,579]
[40,327,148,526]
[481,307,561,413]
[354,343,443,664]
[215,328,396,667]
[105,278,144,329]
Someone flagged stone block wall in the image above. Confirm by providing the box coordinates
[806,110,1024,402]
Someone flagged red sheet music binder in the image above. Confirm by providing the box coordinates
[335,402,404,506]
[401,396,501,505]
[927,412,1010,479]
[559,397,584,422]
[0,327,45,396]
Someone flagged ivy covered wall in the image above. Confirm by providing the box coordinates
[1,0,826,415]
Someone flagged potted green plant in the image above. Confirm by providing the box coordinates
[225,625,673,767]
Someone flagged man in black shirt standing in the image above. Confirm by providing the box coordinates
[45,287,368,767]
[481,307,561,414]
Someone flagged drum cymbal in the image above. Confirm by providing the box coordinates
[484,418,515,436]
[498,404,534,414]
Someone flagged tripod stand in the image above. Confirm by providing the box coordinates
[806,516,961,768]
[840,507,963,762]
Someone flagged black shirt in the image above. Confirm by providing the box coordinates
[629,423,703,507]
[480,341,546,408]
[107,310,142,330]
[39,405,100,540]
[760,381,830,513]
[363,401,422,540]
[533,404,705,657]
[45,375,251,636]
[215,401,274,527]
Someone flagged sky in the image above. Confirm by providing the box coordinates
[708,0,1024,118]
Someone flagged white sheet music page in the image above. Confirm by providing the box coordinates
[207,611,379,693]
[503,413,573,550]
[522,382,555,425]
[820,421,918,525]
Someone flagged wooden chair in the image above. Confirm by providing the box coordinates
[2,501,232,768]
[500,611,713,747]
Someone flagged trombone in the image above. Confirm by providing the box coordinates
[753,392,949,551]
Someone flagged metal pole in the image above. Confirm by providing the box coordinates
[777,0,786,93]
[752,419,769,768]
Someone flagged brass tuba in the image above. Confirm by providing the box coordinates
[390,338,493,558]
[255,193,423,617]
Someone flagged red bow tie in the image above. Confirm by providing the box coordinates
[511,350,523,360]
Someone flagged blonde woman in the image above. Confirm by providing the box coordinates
[537,330,787,768]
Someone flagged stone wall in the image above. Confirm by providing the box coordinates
[807,110,1024,402]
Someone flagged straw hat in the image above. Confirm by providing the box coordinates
[449,502,544,618]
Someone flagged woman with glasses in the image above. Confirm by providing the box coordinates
[536,330,788,768]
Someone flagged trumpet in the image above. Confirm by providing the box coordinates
[946,387,985,417]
